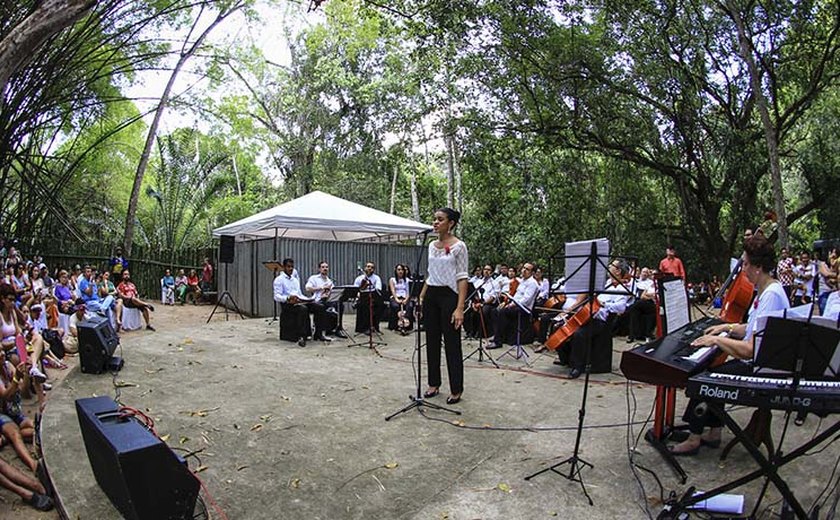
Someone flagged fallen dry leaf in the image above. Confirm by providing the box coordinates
[195,465,208,473]
[179,436,189,444]
[384,462,398,469]
[288,478,300,489]
[250,423,263,432]
[497,483,512,493]
[160,434,171,442]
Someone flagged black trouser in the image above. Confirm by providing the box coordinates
[563,316,612,370]
[355,292,381,333]
[305,301,329,337]
[682,360,751,434]
[491,304,527,346]
[424,286,463,395]
[627,299,656,339]
[281,303,310,341]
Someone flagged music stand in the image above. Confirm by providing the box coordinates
[263,261,283,325]
[526,239,629,506]
[207,261,244,323]
[463,279,499,368]
[386,231,460,421]
[329,286,357,339]
[496,297,532,364]
[347,280,386,353]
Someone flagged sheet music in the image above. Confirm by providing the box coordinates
[564,238,609,295]
[662,278,690,333]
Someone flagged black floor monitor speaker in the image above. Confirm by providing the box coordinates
[78,316,120,374]
[76,396,200,520]
[219,234,235,264]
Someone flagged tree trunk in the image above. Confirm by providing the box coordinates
[389,159,398,214]
[726,0,789,247]
[0,0,97,93]
[408,135,420,222]
[123,4,242,255]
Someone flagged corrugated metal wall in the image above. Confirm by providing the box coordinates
[218,237,428,317]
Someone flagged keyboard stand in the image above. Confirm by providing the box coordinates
[645,386,688,484]
[660,405,840,520]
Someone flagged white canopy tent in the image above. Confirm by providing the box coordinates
[212,191,432,242]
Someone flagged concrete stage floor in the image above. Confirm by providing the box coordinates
[41,310,839,519]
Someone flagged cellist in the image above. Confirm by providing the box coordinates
[556,261,632,379]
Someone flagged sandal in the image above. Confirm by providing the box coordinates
[423,387,439,398]
[446,394,462,405]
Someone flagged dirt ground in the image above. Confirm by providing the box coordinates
[0,301,212,519]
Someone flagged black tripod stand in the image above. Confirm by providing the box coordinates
[207,261,244,323]
[386,232,460,421]
[525,240,620,505]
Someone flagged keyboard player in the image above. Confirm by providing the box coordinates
[670,234,790,456]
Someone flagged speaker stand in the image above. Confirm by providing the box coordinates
[207,264,245,323]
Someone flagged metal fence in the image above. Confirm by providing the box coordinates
[219,236,428,317]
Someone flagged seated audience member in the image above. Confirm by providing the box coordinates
[174,269,189,304]
[116,270,155,332]
[52,270,75,314]
[626,267,656,343]
[69,265,82,297]
[555,261,632,378]
[354,262,384,334]
[78,265,115,322]
[27,304,65,367]
[488,262,539,349]
[305,261,337,339]
[464,265,498,339]
[0,347,40,473]
[0,457,53,511]
[0,285,46,383]
[388,264,413,334]
[10,263,31,305]
[187,269,201,304]
[63,300,91,354]
[162,268,176,305]
[274,258,311,347]
[26,264,46,308]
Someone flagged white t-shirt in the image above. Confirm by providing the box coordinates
[745,281,790,341]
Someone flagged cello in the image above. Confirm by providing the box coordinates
[545,298,602,351]
[716,259,755,324]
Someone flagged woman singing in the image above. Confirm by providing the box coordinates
[420,208,469,405]
[670,234,789,455]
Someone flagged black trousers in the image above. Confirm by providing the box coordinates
[464,302,493,338]
[305,301,330,337]
[563,316,613,370]
[491,304,527,346]
[280,303,310,341]
[424,285,463,394]
[355,292,382,333]
[627,299,656,339]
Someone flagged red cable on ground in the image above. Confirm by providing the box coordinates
[194,473,230,520]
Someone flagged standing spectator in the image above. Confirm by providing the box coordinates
[792,250,816,306]
[627,267,656,343]
[776,247,795,299]
[201,257,214,295]
[815,250,836,314]
[109,247,128,279]
[658,245,686,280]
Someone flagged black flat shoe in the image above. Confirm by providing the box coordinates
[26,492,54,512]
[568,368,582,379]
[423,388,439,398]
[446,395,461,405]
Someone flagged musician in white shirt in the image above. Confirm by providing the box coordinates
[304,260,335,341]
[353,261,384,333]
[556,261,632,379]
[488,262,539,349]
[626,267,656,343]
[464,265,498,339]
[273,258,310,346]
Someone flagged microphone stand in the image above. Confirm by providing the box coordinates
[386,231,460,421]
